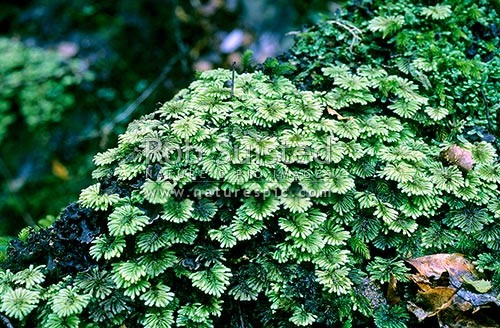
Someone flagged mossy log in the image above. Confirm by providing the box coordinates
[1,0,499,327]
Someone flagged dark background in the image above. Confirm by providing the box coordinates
[0,0,341,236]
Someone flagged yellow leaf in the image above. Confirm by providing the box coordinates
[462,276,492,294]
[52,159,69,180]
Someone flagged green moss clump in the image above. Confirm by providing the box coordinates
[0,37,95,234]
[1,0,500,327]
[0,38,92,141]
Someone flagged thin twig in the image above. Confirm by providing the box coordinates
[104,55,180,131]
[328,20,363,52]
[231,61,236,98]
[172,0,189,73]
[327,106,353,120]
[0,313,14,328]
[83,55,180,146]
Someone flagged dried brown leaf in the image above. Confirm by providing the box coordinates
[327,106,353,120]
[442,145,474,171]
[409,273,433,292]
[407,254,500,327]
[387,273,401,304]
[417,286,456,314]
[52,159,69,180]
[406,253,477,287]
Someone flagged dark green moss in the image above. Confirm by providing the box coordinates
[1,1,499,327]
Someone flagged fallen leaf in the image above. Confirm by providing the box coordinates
[327,106,353,120]
[417,286,456,314]
[442,145,474,171]
[406,254,500,327]
[462,277,492,294]
[438,302,500,328]
[52,159,69,180]
[409,273,433,292]
[406,253,476,288]
[408,286,457,321]
[387,273,401,304]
